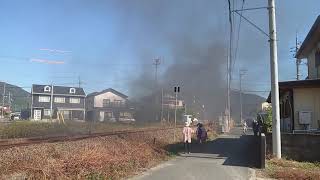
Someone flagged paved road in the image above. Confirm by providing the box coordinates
[131,127,258,180]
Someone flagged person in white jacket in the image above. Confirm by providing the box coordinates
[183,122,194,154]
[243,121,248,134]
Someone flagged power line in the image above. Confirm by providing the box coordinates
[231,0,245,79]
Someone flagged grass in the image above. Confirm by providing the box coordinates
[259,158,320,180]
[0,120,167,139]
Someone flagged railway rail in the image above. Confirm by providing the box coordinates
[0,126,182,150]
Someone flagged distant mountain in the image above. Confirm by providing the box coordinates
[0,82,30,111]
[231,91,266,122]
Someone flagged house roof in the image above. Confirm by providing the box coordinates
[86,88,128,98]
[278,79,320,89]
[266,79,320,102]
[32,84,86,96]
[296,15,320,59]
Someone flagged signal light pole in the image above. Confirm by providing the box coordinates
[173,86,180,142]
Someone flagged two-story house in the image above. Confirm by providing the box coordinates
[31,84,86,121]
[86,88,134,122]
[267,15,320,132]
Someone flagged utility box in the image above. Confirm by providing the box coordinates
[298,111,312,124]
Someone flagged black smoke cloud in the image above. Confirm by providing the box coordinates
[112,0,230,120]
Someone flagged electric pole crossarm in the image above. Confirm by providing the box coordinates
[232,6,270,12]
[234,11,270,38]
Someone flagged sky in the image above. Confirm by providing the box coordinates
[0,0,319,97]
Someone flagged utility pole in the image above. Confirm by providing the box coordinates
[268,0,281,159]
[294,33,301,80]
[173,86,180,142]
[50,84,54,120]
[78,76,81,88]
[153,58,161,86]
[2,82,6,118]
[153,58,161,121]
[227,0,233,127]
[239,69,247,124]
[161,88,164,122]
[8,92,11,111]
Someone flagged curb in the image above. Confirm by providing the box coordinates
[248,168,256,180]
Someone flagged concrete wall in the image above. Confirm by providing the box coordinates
[94,92,127,107]
[266,133,320,162]
[293,88,320,130]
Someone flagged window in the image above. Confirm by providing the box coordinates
[316,50,320,78]
[44,86,51,92]
[69,88,76,94]
[114,100,123,107]
[103,99,110,107]
[39,96,50,102]
[44,109,51,116]
[70,98,80,103]
[120,112,132,118]
[105,112,113,118]
[54,97,65,103]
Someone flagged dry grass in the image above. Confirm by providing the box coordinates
[0,128,183,180]
[0,121,167,139]
[260,158,320,180]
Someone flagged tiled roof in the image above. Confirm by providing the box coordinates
[32,84,86,96]
[86,88,128,98]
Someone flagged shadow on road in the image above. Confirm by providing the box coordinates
[165,130,260,168]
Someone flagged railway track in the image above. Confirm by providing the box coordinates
[0,126,181,149]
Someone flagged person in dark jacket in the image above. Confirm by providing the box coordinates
[196,123,203,143]
[252,120,258,136]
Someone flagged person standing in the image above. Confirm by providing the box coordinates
[196,123,203,143]
[252,120,258,136]
[243,121,248,134]
[183,122,194,154]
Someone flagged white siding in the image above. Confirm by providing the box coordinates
[94,92,126,107]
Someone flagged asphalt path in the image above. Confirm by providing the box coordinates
[130,127,258,180]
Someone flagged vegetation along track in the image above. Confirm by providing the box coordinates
[0,126,182,149]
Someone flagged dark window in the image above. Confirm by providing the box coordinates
[103,99,110,107]
[104,112,113,121]
[316,51,320,78]
[315,50,320,67]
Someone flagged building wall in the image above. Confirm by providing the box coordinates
[85,96,95,110]
[94,92,127,107]
[32,94,85,109]
[293,88,320,130]
[307,42,320,79]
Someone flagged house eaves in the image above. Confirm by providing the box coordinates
[296,15,320,59]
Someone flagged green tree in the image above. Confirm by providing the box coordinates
[264,107,272,133]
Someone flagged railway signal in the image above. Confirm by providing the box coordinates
[173,86,180,142]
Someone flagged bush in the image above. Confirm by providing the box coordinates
[264,107,272,133]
